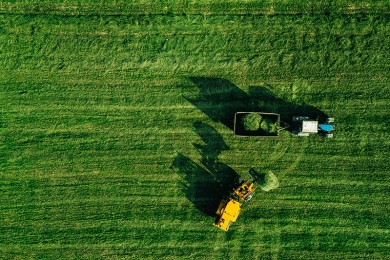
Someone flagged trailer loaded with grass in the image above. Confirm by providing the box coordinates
[234,112,286,137]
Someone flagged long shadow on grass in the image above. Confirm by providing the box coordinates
[170,122,237,217]
[248,86,328,125]
[186,77,328,131]
[185,78,251,131]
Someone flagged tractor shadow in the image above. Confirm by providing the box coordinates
[249,86,328,125]
[170,122,237,217]
[186,77,327,131]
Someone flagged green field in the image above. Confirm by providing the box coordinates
[1,1,390,259]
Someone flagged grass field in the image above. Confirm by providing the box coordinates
[1,1,390,259]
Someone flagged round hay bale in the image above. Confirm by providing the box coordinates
[242,113,262,131]
[260,117,278,134]
[260,171,279,192]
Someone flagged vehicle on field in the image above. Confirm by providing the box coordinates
[214,168,262,231]
[234,112,289,137]
[292,116,334,138]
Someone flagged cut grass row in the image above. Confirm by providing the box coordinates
[0,0,389,15]
[1,13,389,83]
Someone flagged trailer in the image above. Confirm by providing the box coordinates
[234,112,288,137]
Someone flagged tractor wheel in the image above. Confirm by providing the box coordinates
[244,192,255,202]
[325,117,334,123]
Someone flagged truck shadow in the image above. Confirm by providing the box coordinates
[170,122,237,217]
[186,77,327,130]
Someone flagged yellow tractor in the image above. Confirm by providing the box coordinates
[214,168,262,231]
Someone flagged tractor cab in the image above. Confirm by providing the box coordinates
[292,116,334,137]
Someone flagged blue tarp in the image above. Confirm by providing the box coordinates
[320,124,333,131]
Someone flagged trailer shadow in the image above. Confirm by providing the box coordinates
[186,77,327,131]
[170,122,237,217]
[185,77,251,131]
